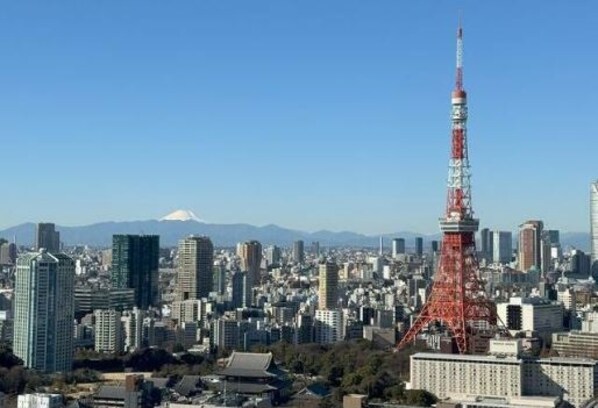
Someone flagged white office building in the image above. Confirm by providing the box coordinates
[497,297,563,341]
[314,309,343,344]
[17,394,62,408]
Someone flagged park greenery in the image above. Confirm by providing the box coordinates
[254,339,437,407]
[1,340,436,407]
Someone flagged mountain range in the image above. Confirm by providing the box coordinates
[0,214,591,250]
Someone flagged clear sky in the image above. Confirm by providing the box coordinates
[0,1,596,234]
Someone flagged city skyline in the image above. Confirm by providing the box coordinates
[1,2,597,234]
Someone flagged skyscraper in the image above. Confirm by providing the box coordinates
[177,236,214,300]
[480,228,493,262]
[415,237,423,257]
[265,245,281,266]
[13,250,74,372]
[35,223,60,252]
[492,231,513,264]
[232,271,250,308]
[312,241,320,257]
[111,235,159,309]
[238,241,262,284]
[318,260,339,310]
[293,240,305,264]
[392,238,406,258]
[518,220,544,272]
[592,182,598,274]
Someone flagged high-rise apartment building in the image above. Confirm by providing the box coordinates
[318,261,339,310]
[94,309,123,353]
[592,182,598,275]
[493,231,513,264]
[293,240,305,264]
[13,251,74,372]
[35,223,60,252]
[518,220,544,272]
[111,235,159,309]
[238,241,262,284]
[177,236,214,300]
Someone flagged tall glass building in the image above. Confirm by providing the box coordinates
[591,182,598,274]
[13,251,74,372]
[111,235,159,309]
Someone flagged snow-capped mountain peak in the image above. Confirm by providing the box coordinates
[159,209,202,222]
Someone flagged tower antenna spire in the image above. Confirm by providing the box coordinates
[455,16,464,91]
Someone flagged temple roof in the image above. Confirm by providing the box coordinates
[220,352,283,378]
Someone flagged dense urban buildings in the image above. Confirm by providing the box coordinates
[13,251,74,372]
[177,236,214,300]
[111,235,159,309]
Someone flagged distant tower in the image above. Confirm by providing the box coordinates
[480,228,493,262]
[398,23,501,354]
[318,260,339,310]
[379,236,384,256]
[591,182,598,275]
[111,235,159,309]
[293,240,305,264]
[415,237,424,257]
[492,231,513,264]
[392,238,406,258]
[13,251,75,372]
[177,236,214,300]
[238,240,262,284]
[35,223,60,252]
[518,220,544,272]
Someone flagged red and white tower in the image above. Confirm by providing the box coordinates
[398,23,500,354]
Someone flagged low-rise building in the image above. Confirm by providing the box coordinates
[409,339,598,408]
[18,394,63,408]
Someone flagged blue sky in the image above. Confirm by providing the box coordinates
[0,1,596,234]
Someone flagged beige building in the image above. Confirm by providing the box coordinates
[177,236,214,300]
[318,261,339,310]
[409,339,598,408]
[553,331,598,359]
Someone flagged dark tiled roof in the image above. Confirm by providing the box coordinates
[95,386,126,400]
[221,352,284,378]
[174,375,202,397]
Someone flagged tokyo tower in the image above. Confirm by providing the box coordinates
[397,23,501,354]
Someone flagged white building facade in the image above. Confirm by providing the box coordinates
[13,251,74,372]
